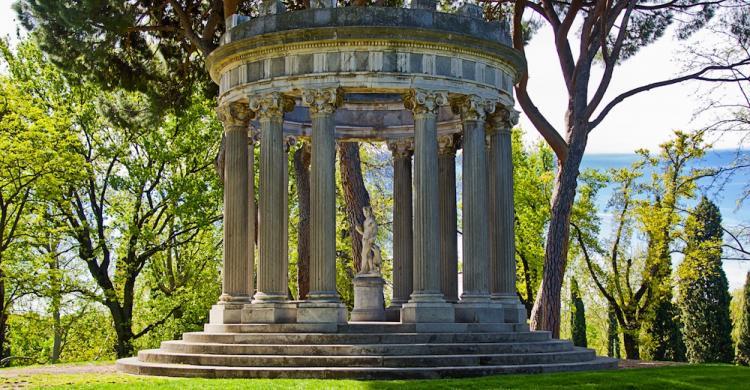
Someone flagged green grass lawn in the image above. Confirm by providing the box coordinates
[2,365,750,389]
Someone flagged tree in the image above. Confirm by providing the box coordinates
[293,144,311,300]
[339,142,372,273]
[484,0,750,337]
[0,40,84,363]
[640,298,686,362]
[678,197,734,363]
[737,272,750,365]
[576,131,711,359]
[570,278,587,347]
[513,131,554,314]
[48,85,222,358]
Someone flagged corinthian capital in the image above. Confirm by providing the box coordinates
[451,95,497,122]
[216,101,252,130]
[438,134,461,156]
[487,105,520,134]
[387,138,414,159]
[403,89,448,117]
[302,87,343,116]
[248,92,295,120]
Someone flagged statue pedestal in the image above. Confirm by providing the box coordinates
[350,275,386,321]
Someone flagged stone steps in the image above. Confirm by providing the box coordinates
[138,348,596,368]
[160,339,574,356]
[203,322,528,334]
[119,323,614,379]
[182,331,552,345]
[117,356,619,379]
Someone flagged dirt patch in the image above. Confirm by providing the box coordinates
[0,363,117,378]
[618,359,687,369]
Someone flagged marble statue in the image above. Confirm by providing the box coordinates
[356,206,382,276]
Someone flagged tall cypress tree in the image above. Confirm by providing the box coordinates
[678,197,734,363]
[570,278,587,348]
[736,272,750,366]
[641,296,687,362]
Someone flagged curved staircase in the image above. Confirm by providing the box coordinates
[117,322,617,379]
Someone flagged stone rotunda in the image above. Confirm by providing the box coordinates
[117,2,616,379]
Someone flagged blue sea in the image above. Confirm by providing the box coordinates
[580,150,749,290]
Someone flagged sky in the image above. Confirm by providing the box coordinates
[1,2,748,287]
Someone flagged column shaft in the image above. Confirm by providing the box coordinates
[412,111,442,298]
[389,140,414,306]
[256,115,287,302]
[309,113,338,300]
[496,128,517,297]
[461,118,490,300]
[438,137,458,303]
[218,103,252,303]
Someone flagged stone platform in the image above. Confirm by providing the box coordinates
[116,322,617,379]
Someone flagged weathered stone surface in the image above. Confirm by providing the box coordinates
[297,302,347,324]
[241,302,297,324]
[351,276,386,322]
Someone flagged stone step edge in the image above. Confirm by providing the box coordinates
[139,347,595,360]
[117,356,618,379]
[184,331,550,337]
[164,339,572,349]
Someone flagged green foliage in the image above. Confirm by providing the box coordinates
[678,197,733,363]
[512,130,554,311]
[640,298,686,362]
[737,273,750,365]
[570,278,587,348]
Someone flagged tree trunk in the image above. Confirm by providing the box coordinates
[293,145,311,300]
[108,302,135,358]
[50,258,62,363]
[529,124,587,338]
[0,271,7,362]
[338,142,371,272]
[623,331,640,360]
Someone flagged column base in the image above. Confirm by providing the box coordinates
[454,300,504,323]
[492,295,528,323]
[384,307,401,322]
[241,302,297,323]
[297,301,347,324]
[209,303,246,324]
[400,300,455,323]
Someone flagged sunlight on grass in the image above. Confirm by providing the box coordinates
[1,365,748,389]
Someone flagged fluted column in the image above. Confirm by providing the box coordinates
[250,92,295,303]
[488,107,526,323]
[387,138,414,308]
[209,101,253,325]
[217,101,253,303]
[303,88,341,301]
[400,88,454,323]
[452,95,503,323]
[438,134,460,303]
[297,88,347,324]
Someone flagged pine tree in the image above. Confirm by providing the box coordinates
[678,197,734,363]
[736,272,750,366]
[607,304,621,358]
[570,278,587,348]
